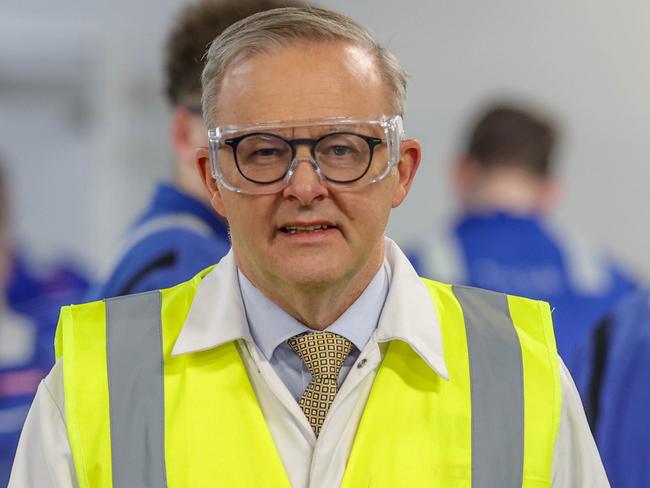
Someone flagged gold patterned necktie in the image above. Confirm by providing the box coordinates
[287,331,353,437]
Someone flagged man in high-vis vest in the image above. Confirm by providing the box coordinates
[10,6,608,488]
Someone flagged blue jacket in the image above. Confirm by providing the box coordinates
[407,212,637,362]
[570,289,650,488]
[0,310,53,486]
[86,183,230,300]
[1,254,89,483]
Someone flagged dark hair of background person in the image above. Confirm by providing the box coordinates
[466,104,558,177]
[164,0,308,107]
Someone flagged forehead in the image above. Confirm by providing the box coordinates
[214,41,393,127]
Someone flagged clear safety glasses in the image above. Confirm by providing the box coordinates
[207,115,404,195]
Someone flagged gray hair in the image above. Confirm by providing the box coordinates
[201,6,407,126]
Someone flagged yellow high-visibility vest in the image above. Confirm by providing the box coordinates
[55,267,561,488]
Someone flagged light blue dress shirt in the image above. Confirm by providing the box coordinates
[238,266,389,402]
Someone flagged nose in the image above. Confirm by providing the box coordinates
[282,154,329,205]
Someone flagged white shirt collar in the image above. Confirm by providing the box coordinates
[172,238,449,380]
[374,238,448,379]
[171,250,253,354]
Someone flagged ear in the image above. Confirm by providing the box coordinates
[391,139,421,208]
[195,147,227,218]
[171,108,193,161]
[538,176,561,212]
[452,156,478,202]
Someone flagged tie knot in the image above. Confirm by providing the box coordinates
[287,331,353,378]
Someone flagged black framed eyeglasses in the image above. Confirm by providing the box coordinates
[222,131,384,184]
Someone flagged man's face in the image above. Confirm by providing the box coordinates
[198,41,420,292]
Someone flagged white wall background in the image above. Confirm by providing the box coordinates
[1,0,649,280]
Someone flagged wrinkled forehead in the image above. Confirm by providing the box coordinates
[211,41,394,127]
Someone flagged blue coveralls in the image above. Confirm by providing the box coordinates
[570,289,650,488]
[407,212,637,363]
[1,252,89,482]
[86,183,230,301]
[0,309,53,486]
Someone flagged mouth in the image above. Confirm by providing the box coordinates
[280,224,336,234]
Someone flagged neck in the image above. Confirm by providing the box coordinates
[239,248,384,331]
[173,161,212,206]
[463,169,550,215]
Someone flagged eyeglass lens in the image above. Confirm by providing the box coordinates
[230,132,378,184]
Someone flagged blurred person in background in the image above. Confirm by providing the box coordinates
[86,0,304,301]
[7,253,88,321]
[570,289,650,488]
[407,102,637,364]
[0,163,68,486]
[0,153,89,327]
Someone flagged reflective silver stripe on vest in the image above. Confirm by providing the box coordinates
[106,291,167,488]
[452,286,524,488]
